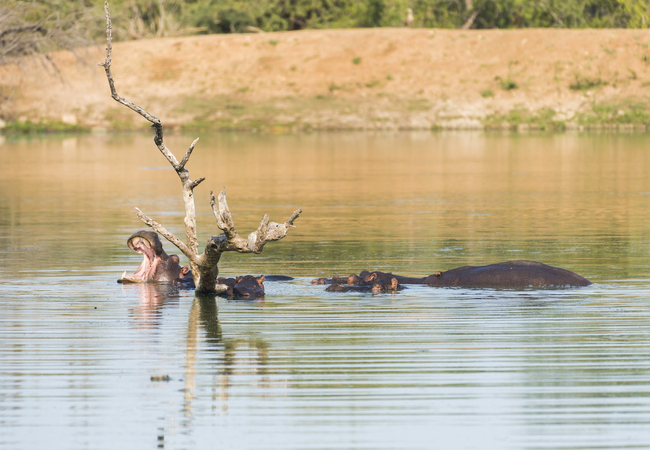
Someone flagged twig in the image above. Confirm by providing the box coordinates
[99,0,202,260]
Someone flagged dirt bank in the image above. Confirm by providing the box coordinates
[2,27,650,132]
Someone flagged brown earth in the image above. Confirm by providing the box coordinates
[2,27,650,131]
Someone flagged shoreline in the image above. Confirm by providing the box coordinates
[2,28,650,134]
[2,121,649,137]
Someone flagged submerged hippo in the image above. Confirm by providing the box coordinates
[326,276,404,293]
[315,260,591,290]
[118,230,182,284]
[313,271,423,286]
[218,275,266,299]
[422,260,591,288]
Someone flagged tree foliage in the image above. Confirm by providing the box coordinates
[178,0,650,32]
[0,0,648,57]
[0,0,96,65]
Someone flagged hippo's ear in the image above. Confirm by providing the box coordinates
[170,255,180,264]
[236,276,243,283]
[364,273,378,282]
[257,275,265,285]
[390,278,398,289]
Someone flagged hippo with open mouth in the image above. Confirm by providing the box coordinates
[118,231,270,296]
[118,230,182,284]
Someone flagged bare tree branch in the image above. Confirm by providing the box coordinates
[101,1,301,294]
[178,138,199,170]
[0,24,47,42]
[461,10,481,29]
[0,5,93,66]
[538,1,564,27]
[210,188,303,254]
[100,0,202,279]
[134,207,200,266]
[99,2,162,126]
[189,177,205,191]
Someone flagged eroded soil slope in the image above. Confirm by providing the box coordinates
[3,27,650,130]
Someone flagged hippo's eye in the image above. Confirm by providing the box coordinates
[435,271,442,277]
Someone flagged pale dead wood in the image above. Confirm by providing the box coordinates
[209,188,303,254]
[538,1,564,27]
[460,10,480,29]
[100,1,201,268]
[100,1,301,294]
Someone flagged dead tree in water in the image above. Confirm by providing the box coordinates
[99,1,301,294]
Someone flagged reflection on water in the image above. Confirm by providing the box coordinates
[128,283,183,328]
[1,132,650,449]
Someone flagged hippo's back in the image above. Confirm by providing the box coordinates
[424,260,591,288]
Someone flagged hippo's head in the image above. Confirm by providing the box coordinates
[232,275,265,298]
[118,230,182,284]
[370,277,401,294]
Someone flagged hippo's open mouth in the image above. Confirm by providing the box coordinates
[118,230,183,284]
[119,234,160,283]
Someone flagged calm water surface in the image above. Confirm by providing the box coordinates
[1,131,650,449]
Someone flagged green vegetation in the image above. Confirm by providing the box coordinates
[9,100,650,134]
[0,0,95,64]
[481,89,494,98]
[176,95,346,132]
[575,101,650,125]
[103,107,151,130]
[407,99,432,111]
[352,57,362,65]
[569,74,607,91]
[480,101,650,132]
[483,107,565,131]
[3,0,648,51]
[497,76,518,90]
[1,119,90,134]
[175,0,650,33]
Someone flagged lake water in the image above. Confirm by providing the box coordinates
[1,131,650,449]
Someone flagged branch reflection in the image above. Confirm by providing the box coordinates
[182,295,271,426]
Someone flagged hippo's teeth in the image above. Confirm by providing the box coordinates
[122,271,127,279]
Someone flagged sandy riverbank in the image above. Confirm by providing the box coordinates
[2,27,650,132]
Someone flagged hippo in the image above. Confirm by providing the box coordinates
[218,275,266,299]
[314,271,430,286]
[422,260,591,288]
[326,276,404,293]
[315,260,591,290]
[118,230,182,284]
[119,231,291,296]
